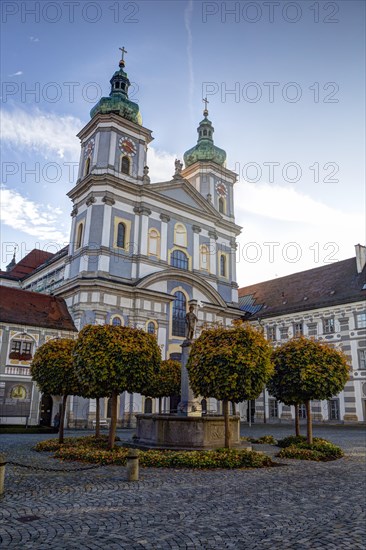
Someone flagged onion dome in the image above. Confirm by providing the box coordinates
[90,47,142,125]
[183,100,226,167]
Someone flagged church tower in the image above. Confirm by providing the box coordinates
[63,49,154,302]
[182,99,237,220]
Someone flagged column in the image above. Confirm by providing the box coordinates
[208,231,217,275]
[159,214,170,262]
[339,316,358,421]
[192,225,201,270]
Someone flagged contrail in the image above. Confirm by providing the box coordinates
[184,0,195,124]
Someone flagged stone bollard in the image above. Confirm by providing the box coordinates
[0,453,6,496]
[126,448,139,481]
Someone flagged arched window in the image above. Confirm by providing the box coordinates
[200,244,209,271]
[121,155,130,175]
[218,197,225,214]
[220,254,227,277]
[174,223,187,247]
[76,222,83,250]
[115,81,120,89]
[147,321,156,335]
[111,316,122,326]
[84,157,91,176]
[148,228,160,257]
[117,222,126,248]
[172,291,186,337]
[203,129,207,136]
[171,250,188,270]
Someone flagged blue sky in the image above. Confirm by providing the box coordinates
[1,0,365,284]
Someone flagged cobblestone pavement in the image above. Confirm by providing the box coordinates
[0,424,365,549]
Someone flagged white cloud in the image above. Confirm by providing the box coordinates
[147,147,177,182]
[234,181,363,285]
[0,185,69,242]
[8,71,23,77]
[1,108,81,160]
[29,36,40,42]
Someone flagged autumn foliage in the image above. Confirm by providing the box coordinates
[187,322,273,447]
[268,336,350,443]
[73,324,161,449]
[31,338,77,443]
[144,359,181,413]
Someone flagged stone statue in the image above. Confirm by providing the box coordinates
[185,304,198,340]
[174,159,183,177]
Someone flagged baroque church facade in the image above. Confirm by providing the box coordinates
[0,52,243,426]
[1,52,365,426]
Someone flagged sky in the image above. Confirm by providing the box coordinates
[1,0,365,285]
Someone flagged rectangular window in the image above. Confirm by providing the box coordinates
[359,349,366,370]
[294,322,303,336]
[267,326,277,341]
[323,318,335,334]
[11,341,21,353]
[269,399,278,418]
[328,399,340,420]
[356,313,366,329]
[279,327,289,340]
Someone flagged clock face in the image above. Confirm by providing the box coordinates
[216,181,228,197]
[119,136,137,157]
[84,138,95,158]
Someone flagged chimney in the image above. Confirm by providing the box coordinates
[355,244,366,273]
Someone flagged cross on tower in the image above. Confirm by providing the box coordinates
[119,46,128,63]
[202,97,209,110]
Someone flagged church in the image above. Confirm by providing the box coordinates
[0,51,365,426]
[0,50,243,427]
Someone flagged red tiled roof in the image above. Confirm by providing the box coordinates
[0,287,77,331]
[0,250,55,280]
[239,257,366,319]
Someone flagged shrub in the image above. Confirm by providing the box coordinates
[35,436,275,469]
[277,435,328,448]
[277,440,344,461]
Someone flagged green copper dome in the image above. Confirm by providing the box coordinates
[90,52,142,125]
[184,109,226,168]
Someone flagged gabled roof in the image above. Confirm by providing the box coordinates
[150,178,220,218]
[0,287,77,331]
[0,250,55,281]
[239,257,366,319]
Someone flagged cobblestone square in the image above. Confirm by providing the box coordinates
[0,424,365,549]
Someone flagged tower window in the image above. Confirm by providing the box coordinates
[84,157,91,176]
[172,291,186,337]
[218,197,225,214]
[220,254,226,277]
[115,81,120,89]
[121,156,130,175]
[148,228,160,257]
[171,250,189,270]
[200,244,209,271]
[203,129,207,136]
[117,222,126,248]
[75,222,84,250]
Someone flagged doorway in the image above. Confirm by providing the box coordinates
[40,395,53,426]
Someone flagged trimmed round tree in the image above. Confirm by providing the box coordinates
[187,322,273,448]
[268,336,350,443]
[73,324,161,449]
[31,338,78,443]
[144,359,181,414]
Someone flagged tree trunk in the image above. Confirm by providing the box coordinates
[95,397,100,438]
[232,402,236,416]
[108,391,118,450]
[223,399,230,448]
[59,394,68,444]
[305,400,313,444]
[295,404,300,436]
[159,397,162,414]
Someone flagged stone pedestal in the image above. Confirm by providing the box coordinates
[135,414,242,450]
[178,339,202,417]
